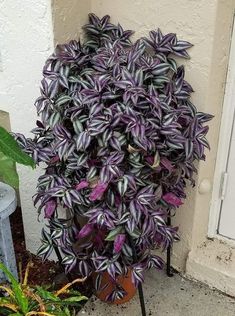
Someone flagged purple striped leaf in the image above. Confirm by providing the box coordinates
[44,199,57,218]
[162,193,183,207]
[113,234,126,253]
[76,224,94,239]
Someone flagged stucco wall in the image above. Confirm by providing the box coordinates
[0,110,10,131]
[90,0,235,295]
[2,0,235,296]
[0,0,91,256]
[186,0,235,295]
[0,0,54,252]
[52,0,91,44]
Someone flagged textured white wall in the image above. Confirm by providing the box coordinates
[52,0,91,44]
[0,0,54,253]
[91,0,215,267]
[2,0,235,296]
[91,0,235,295]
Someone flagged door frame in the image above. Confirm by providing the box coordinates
[208,16,235,238]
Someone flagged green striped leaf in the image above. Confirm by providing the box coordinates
[55,94,71,106]
[105,226,123,241]
[48,112,61,128]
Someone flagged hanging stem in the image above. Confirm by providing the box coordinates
[49,218,73,283]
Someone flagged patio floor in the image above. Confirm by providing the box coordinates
[80,269,235,316]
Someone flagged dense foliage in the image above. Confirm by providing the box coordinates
[14,13,212,301]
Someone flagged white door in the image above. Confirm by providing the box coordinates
[217,18,235,240]
[209,17,235,240]
[218,117,235,239]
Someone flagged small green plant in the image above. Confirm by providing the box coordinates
[0,262,87,316]
[0,126,35,187]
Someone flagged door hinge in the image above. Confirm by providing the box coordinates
[220,172,228,200]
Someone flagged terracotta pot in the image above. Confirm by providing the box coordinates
[95,269,137,305]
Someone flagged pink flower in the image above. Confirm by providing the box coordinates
[75,180,89,191]
[162,193,183,207]
[114,234,126,253]
[44,200,56,218]
[76,224,93,239]
[89,182,108,201]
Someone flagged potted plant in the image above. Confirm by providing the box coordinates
[14,13,212,303]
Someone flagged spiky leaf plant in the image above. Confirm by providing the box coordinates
[0,262,87,316]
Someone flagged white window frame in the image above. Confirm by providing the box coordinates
[208,16,235,238]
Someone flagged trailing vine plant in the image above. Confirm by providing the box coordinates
[14,14,212,301]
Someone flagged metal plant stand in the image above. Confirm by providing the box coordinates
[166,211,174,277]
[129,212,174,316]
[129,236,147,316]
[51,212,174,316]
[0,182,18,282]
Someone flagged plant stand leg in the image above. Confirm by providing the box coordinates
[129,236,147,316]
[166,214,174,277]
[137,282,147,316]
[0,217,18,281]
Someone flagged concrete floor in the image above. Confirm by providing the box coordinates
[80,270,235,316]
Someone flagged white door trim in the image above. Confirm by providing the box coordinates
[208,15,235,238]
